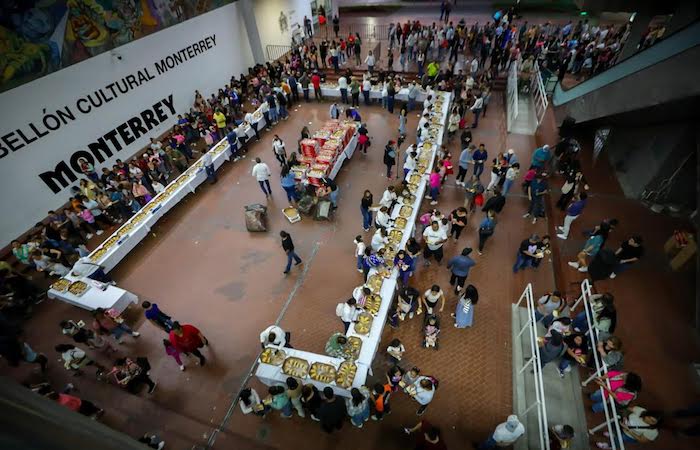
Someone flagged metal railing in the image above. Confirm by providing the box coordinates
[317,23,391,41]
[266,44,292,62]
[575,279,626,449]
[530,61,549,128]
[515,283,551,450]
[506,59,519,133]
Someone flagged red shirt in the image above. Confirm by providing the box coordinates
[57,393,82,411]
[169,324,203,353]
[311,74,321,89]
[415,420,447,450]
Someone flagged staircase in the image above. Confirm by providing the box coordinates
[511,304,590,450]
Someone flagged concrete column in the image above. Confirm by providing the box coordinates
[617,13,653,61]
[240,0,266,64]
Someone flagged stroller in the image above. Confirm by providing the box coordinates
[423,314,441,350]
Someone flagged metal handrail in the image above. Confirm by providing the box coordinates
[506,59,519,133]
[577,279,626,449]
[266,44,292,62]
[516,283,551,450]
[530,62,548,128]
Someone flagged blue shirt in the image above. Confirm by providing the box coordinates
[584,235,603,256]
[530,178,547,195]
[567,199,587,216]
[226,131,237,146]
[144,303,168,321]
[479,217,495,231]
[281,172,297,188]
[459,149,473,168]
[473,149,488,164]
[447,255,476,277]
[531,147,550,167]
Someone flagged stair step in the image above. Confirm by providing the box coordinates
[512,304,592,450]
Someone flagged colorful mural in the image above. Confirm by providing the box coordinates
[0,0,234,92]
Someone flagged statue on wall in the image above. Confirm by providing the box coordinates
[279,11,288,33]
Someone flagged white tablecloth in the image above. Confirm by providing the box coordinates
[47,275,138,313]
[255,348,369,398]
[328,132,358,180]
[302,84,429,102]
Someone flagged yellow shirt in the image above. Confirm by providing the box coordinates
[214,112,226,128]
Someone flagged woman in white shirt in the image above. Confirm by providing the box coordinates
[364,51,376,73]
[381,81,389,109]
[239,388,268,416]
[371,228,389,252]
[421,285,445,314]
[361,76,372,106]
[375,206,392,229]
[379,186,397,208]
[272,135,286,166]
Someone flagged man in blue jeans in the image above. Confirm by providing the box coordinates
[280,231,302,275]
[472,143,488,178]
[513,234,541,273]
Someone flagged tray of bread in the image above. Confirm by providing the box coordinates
[409,173,422,185]
[406,183,419,194]
[399,205,413,218]
[335,361,357,388]
[417,164,428,174]
[282,356,309,378]
[401,192,416,203]
[389,229,403,245]
[354,312,373,335]
[366,274,384,292]
[50,278,71,293]
[393,216,407,229]
[364,294,382,316]
[260,348,286,366]
[68,281,89,297]
[343,336,362,360]
[309,362,337,383]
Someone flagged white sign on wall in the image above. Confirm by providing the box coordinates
[0,3,254,246]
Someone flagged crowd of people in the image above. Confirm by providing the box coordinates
[0,6,688,450]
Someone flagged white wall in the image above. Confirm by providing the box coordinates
[253,0,313,55]
[0,2,254,246]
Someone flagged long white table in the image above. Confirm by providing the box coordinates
[328,132,358,180]
[301,84,431,102]
[46,273,138,313]
[47,103,272,312]
[255,91,452,396]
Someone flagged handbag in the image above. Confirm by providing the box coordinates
[474,193,484,206]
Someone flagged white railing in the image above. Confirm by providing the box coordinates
[530,62,549,128]
[575,279,626,449]
[515,283,550,450]
[506,59,519,133]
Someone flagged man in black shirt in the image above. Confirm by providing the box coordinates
[610,235,643,279]
[512,234,542,273]
[317,387,346,433]
[482,187,506,215]
[280,231,302,275]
